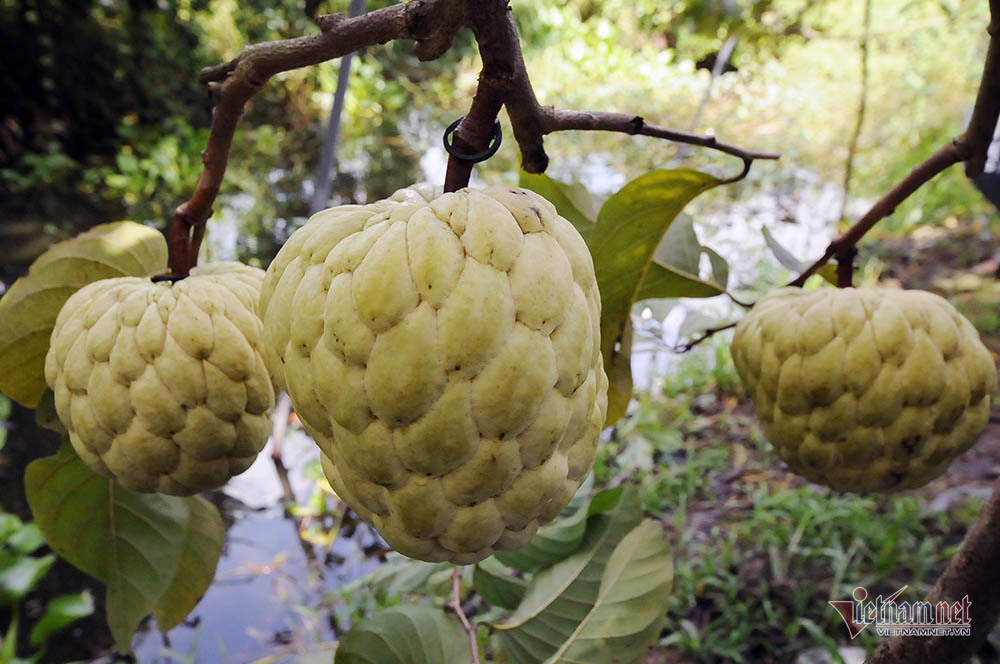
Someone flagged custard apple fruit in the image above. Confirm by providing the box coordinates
[260,184,608,563]
[44,262,276,495]
[731,287,997,491]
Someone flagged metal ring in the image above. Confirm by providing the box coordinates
[443,117,502,163]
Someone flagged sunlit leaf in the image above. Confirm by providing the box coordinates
[6,523,43,555]
[493,487,646,662]
[589,170,722,423]
[654,214,703,276]
[334,604,473,664]
[0,221,167,407]
[24,444,223,650]
[704,247,730,289]
[29,591,95,647]
[762,226,807,272]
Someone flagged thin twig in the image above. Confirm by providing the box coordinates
[450,567,480,664]
[837,0,873,222]
[530,109,780,172]
[674,322,737,353]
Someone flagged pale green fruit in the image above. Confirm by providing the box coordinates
[731,287,997,492]
[44,262,275,495]
[260,184,608,563]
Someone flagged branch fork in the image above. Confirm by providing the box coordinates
[166,0,776,275]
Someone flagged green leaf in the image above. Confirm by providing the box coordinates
[0,554,55,602]
[6,523,43,555]
[152,495,225,631]
[654,214,703,276]
[361,554,451,601]
[518,171,598,238]
[474,559,527,610]
[544,519,673,664]
[590,170,722,423]
[635,263,724,302]
[493,485,620,572]
[33,389,66,436]
[29,591,95,647]
[0,395,9,451]
[493,487,646,663]
[24,444,223,650]
[761,226,807,272]
[704,247,730,289]
[0,221,168,407]
[636,214,728,300]
[334,604,474,664]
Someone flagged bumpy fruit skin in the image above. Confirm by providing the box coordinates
[260,184,608,563]
[44,262,276,495]
[731,287,997,492]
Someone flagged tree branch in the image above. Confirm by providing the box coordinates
[674,322,737,353]
[965,0,1000,178]
[790,1,1000,287]
[169,0,778,273]
[167,0,466,276]
[788,141,964,287]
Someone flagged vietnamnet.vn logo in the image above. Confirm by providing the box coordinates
[829,586,971,638]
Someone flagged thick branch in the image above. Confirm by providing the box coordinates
[965,0,1000,178]
[168,0,465,275]
[441,1,514,192]
[866,475,1000,664]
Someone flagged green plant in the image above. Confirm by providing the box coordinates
[0,514,94,663]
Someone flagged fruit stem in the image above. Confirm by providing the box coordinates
[835,246,857,288]
[443,81,505,192]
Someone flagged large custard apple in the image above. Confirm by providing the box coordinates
[44,262,276,495]
[260,184,608,563]
[731,287,997,492]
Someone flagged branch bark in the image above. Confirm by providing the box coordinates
[167,0,777,272]
[167,0,466,276]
